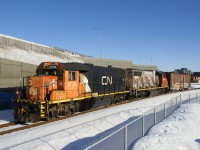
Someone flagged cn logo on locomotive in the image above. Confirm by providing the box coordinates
[102,76,112,85]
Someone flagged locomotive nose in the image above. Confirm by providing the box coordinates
[27,76,58,101]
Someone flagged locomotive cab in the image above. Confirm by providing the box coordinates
[28,62,84,101]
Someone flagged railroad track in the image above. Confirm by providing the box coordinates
[0,121,43,136]
[0,98,137,136]
[0,122,17,129]
[0,90,195,136]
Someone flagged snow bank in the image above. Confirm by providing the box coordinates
[0,46,83,65]
[191,83,200,89]
[0,109,13,124]
[133,103,200,150]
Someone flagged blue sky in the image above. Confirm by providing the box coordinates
[0,0,199,71]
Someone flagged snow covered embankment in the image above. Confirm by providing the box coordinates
[0,46,83,65]
[133,103,200,150]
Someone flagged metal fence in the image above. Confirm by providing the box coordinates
[81,93,200,150]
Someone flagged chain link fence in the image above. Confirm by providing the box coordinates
[81,93,200,150]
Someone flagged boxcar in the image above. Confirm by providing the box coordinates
[166,72,191,91]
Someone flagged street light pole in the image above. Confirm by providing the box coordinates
[94,27,102,66]
[99,30,102,66]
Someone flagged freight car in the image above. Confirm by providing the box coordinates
[14,62,129,122]
[125,68,168,98]
[166,71,191,91]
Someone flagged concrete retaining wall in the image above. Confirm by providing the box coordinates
[0,58,37,88]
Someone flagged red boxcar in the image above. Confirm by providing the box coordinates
[166,72,191,91]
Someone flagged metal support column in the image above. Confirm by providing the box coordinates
[125,126,127,150]
[154,108,156,125]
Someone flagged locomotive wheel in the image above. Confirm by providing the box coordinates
[20,111,29,122]
[19,106,29,122]
[62,104,72,116]
[49,104,73,118]
[49,106,57,118]
[74,102,80,112]
[116,95,123,103]
[111,98,117,104]
[49,109,58,118]
[29,104,40,122]
[29,113,40,123]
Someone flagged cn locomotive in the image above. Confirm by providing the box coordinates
[14,62,128,122]
[13,62,189,122]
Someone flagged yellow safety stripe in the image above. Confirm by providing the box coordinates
[48,91,130,104]
[137,86,168,91]
[97,91,129,97]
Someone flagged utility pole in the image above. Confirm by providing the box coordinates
[94,27,102,66]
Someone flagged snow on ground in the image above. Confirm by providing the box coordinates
[133,103,200,150]
[0,109,13,124]
[0,90,200,149]
[191,83,200,89]
[0,46,83,65]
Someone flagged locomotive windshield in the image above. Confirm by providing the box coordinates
[42,69,57,76]
[36,69,57,76]
[37,69,63,79]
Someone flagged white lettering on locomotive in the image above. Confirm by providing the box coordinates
[102,76,112,85]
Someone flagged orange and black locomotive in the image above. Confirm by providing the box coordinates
[14,62,128,122]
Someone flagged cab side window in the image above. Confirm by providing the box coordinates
[57,69,63,80]
[69,71,76,81]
